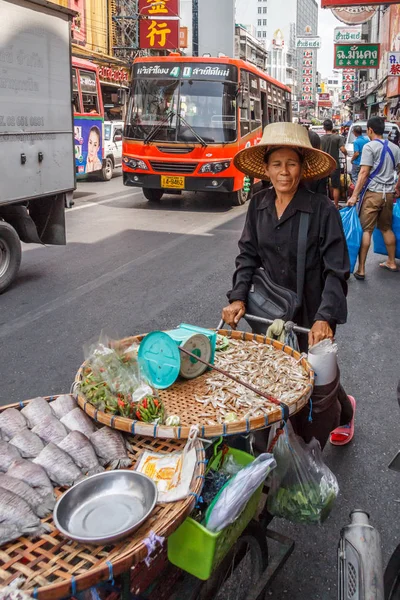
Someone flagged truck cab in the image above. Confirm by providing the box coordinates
[102,121,124,180]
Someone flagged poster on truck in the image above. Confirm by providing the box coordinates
[74,118,103,175]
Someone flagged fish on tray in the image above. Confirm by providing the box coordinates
[9,430,44,458]
[32,415,68,445]
[8,458,55,504]
[60,407,96,437]
[21,397,53,428]
[58,431,104,476]
[33,443,83,487]
[0,523,21,547]
[90,427,132,469]
[49,394,77,419]
[0,408,27,441]
[0,441,21,472]
[0,488,49,546]
[0,474,54,518]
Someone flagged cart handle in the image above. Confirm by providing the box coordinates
[218,313,310,335]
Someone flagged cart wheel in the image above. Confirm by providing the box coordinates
[175,521,268,600]
[384,544,400,599]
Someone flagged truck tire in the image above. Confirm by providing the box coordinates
[228,182,252,206]
[0,222,22,294]
[143,188,163,202]
[102,157,114,181]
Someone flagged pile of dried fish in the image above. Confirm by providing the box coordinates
[195,339,309,424]
[0,395,132,547]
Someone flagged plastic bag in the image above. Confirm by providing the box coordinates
[340,207,363,273]
[79,333,155,419]
[373,200,400,259]
[204,454,276,532]
[267,422,338,524]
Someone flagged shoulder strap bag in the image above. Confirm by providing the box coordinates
[245,211,309,329]
[358,140,396,212]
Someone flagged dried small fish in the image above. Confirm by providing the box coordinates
[0,522,21,546]
[9,430,44,458]
[33,443,83,487]
[8,458,54,503]
[49,394,77,419]
[21,397,52,428]
[0,488,48,544]
[58,431,104,476]
[61,408,96,437]
[0,474,54,518]
[0,441,21,472]
[0,409,27,441]
[32,415,68,445]
[90,427,132,469]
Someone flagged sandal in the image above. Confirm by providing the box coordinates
[353,272,365,281]
[330,395,356,446]
[379,263,399,273]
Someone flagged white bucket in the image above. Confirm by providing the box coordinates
[307,339,338,386]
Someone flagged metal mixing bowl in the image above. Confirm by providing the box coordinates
[53,470,157,544]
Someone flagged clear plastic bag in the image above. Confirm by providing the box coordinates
[267,422,339,524]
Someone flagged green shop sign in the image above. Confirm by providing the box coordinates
[334,44,380,69]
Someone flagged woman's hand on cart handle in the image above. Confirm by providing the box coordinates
[308,320,334,348]
[221,301,246,329]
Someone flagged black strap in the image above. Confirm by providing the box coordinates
[296,211,309,305]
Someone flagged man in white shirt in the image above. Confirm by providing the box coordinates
[348,116,400,279]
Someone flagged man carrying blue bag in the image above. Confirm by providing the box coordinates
[348,116,400,279]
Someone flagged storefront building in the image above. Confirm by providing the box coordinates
[97,65,131,121]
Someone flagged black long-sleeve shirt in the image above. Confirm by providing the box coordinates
[228,186,350,329]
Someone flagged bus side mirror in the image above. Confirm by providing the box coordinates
[114,134,123,143]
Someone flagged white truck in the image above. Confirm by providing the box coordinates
[0,0,75,293]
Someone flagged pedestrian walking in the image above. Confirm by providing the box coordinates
[348,116,400,278]
[320,119,348,208]
[222,122,355,448]
[306,128,328,195]
[350,125,369,185]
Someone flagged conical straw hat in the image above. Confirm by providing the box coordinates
[233,122,336,181]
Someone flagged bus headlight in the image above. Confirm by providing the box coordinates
[123,156,148,170]
[199,161,230,174]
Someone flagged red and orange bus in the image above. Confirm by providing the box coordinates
[123,56,291,205]
[72,57,105,179]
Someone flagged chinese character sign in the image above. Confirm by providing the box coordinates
[389,52,400,76]
[139,18,179,49]
[139,0,179,17]
[334,43,380,69]
[322,0,399,6]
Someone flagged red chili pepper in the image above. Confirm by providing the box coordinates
[118,399,125,407]
[136,410,141,419]
[154,399,159,407]
[142,398,148,409]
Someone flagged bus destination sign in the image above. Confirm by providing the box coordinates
[134,63,237,81]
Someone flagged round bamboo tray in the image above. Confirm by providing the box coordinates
[0,395,205,600]
[75,329,315,439]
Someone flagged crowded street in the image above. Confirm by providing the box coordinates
[0,174,399,598]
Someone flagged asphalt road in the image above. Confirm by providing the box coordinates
[1,170,399,599]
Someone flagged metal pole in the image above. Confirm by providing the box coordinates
[217,314,310,335]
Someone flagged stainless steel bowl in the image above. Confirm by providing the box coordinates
[53,470,157,544]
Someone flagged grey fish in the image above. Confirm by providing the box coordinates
[0,522,21,546]
[90,427,132,469]
[32,415,68,445]
[9,430,44,458]
[58,431,104,476]
[0,488,47,542]
[61,408,96,437]
[0,474,54,518]
[49,394,77,419]
[33,443,83,487]
[21,397,52,428]
[0,409,27,441]
[0,441,21,472]
[8,458,54,503]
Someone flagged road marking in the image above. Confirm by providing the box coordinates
[70,190,142,211]
[0,205,247,339]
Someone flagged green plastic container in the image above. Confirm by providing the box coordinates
[167,447,263,581]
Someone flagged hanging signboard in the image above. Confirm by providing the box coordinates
[139,0,179,17]
[322,0,399,6]
[139,18,179,49]
[329,6,377,25]
[334,43,380,68]
[388,52,400,76]
[296,37,321,48]
[334,27,362,42]
[319,93,330,100]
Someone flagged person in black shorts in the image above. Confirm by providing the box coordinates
[320,119,347,207]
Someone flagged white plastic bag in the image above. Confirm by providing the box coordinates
[204,454,276,532]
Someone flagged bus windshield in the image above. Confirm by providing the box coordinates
[125,78,237,144]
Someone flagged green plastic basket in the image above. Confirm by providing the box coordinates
[167,447,263,581]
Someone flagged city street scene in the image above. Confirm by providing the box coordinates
[1,0,400,599]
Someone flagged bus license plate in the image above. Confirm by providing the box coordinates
[161,175,185,189]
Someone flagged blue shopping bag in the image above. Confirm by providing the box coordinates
[340,207,363,273]
[373,201,400,259]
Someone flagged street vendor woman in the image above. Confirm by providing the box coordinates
[221,122,356,448]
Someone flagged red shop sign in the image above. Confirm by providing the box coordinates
[139,0,179,17]
[98,66,129,83]
[322,0,399,6]
[139,18,179,49]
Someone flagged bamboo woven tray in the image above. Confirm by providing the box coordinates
[0,396,205,600]
[75,330,315,439]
